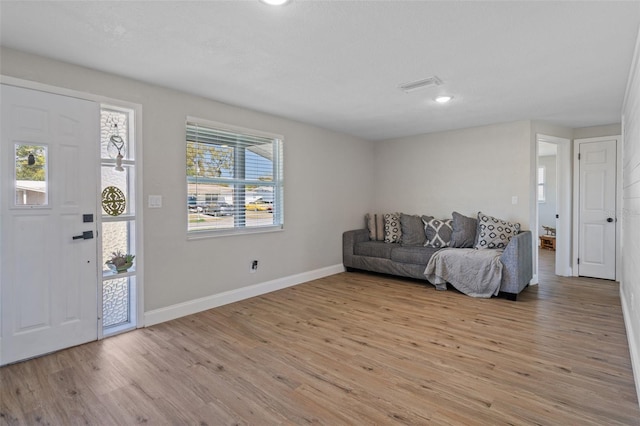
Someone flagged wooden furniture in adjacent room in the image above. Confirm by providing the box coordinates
[540,234,556,251]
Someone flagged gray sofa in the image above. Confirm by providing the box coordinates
[343,228,533,300]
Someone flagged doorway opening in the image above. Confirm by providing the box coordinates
[537,141,558,275]
[536,134,572,280]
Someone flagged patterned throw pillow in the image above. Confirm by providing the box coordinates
[365,213,385,241]
[475,212,521,249]
[423,217,453,248]
[383,213,402,243]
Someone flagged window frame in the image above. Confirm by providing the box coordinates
[186,117,284,239]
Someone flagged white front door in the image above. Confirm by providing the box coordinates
[576,138,617,280]
[1,85,100,365]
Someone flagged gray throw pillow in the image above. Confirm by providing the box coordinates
[423,217,453,248]
[400,214,427,246]
[450,211,478,248]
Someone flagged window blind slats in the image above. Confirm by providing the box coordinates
[186,123,275,147]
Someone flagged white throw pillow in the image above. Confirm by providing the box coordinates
[365,213,385,241]
[383,213,402,243]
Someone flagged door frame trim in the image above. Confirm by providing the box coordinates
[572,136,621,280]
[1,75,145,335]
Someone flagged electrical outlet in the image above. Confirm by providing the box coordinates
[250,260,258,273]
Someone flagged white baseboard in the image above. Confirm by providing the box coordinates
[530,274,539,285]
[620,288,640,407]
[144,264,345,327]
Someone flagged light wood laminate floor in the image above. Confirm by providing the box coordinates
[2,251,639,425]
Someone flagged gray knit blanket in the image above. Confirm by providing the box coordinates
[424,248,503,298]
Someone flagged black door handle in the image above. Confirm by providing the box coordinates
[72,231,94,240]
[606,218,614,223]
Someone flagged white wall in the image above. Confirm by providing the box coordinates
[374,121,532,229]
[538,155,557,236]
[574,123,622,140]
[621,28,640,403]
[0,47,375,314]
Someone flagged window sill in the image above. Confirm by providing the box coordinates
[187,225,284,240]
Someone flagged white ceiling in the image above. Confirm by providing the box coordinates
[1,1,639,141]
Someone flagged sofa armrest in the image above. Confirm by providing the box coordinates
[499,230,533,295]
[343,229,370,267]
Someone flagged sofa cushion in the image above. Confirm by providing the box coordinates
[391,246,441,265]
[384,213,402,243]
[450,211,478,248]
[475,212,521,249]
[423,217,453,248]
[400,213,427,246]
[354,241,394,259]
[365,213,385,241]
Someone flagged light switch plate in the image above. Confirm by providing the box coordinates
[148,195,162,208]
[511,196,518,205]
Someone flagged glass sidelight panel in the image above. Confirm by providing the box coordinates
[102,277,130,328]
[100,105,136,336]
[101,221,135,273]
[101,165,132,216]
[14,144,48,206]
[100,109,132,160]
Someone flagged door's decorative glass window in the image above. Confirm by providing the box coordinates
[14,144,48,206]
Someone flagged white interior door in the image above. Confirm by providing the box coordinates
[1,84,99,365]
[576,138,617,280]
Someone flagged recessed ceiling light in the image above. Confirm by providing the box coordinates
[260,0,290,5]
[435,96,453,103]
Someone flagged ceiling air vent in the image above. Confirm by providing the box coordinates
[399,76,443,93]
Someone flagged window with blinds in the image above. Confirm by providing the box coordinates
[186,118,283,235]
[537,166,546,202]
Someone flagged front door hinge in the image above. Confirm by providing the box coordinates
[578,153,581,160]
[577,258,580,265]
